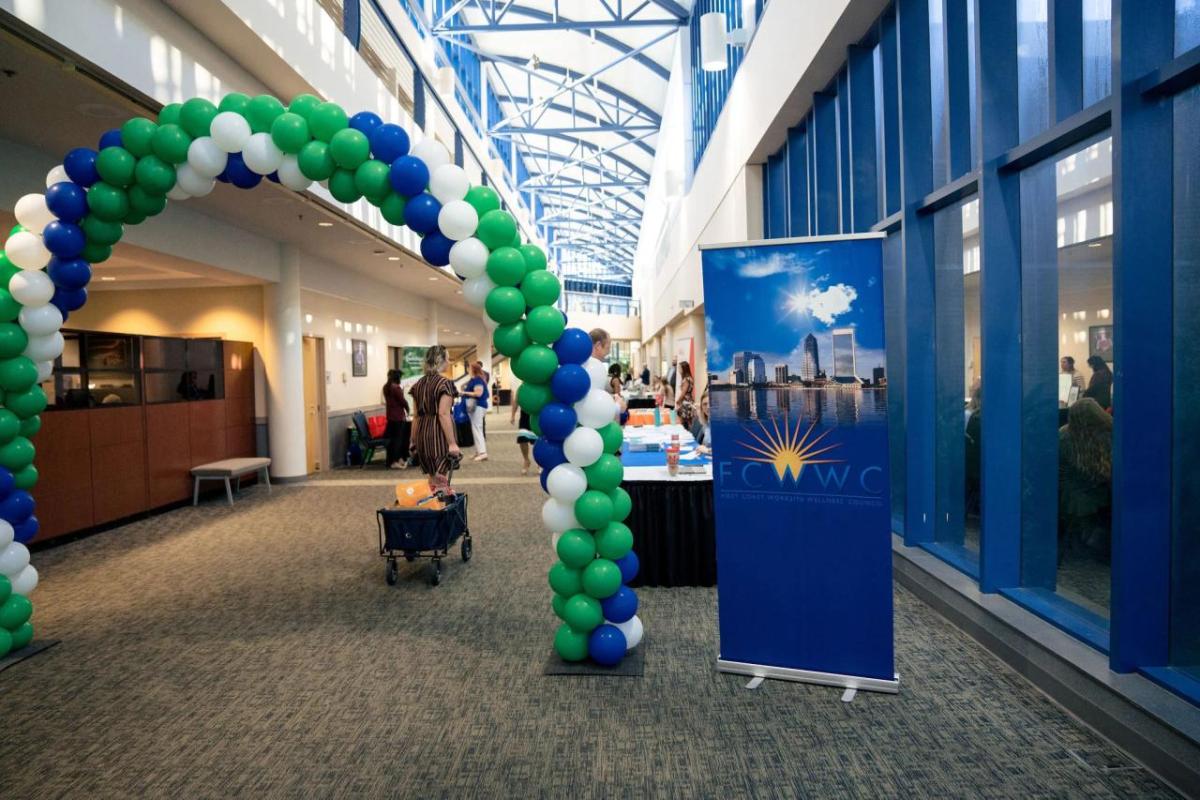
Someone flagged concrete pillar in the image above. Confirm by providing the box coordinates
[425,298,439,344]
[262,245,307,479]
[691,311,708,396]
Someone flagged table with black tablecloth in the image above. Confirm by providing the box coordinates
[620,427,716,588]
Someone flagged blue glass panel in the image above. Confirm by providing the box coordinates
[930,0,949,186]
[1081,0,1112,106]
[1178,0,1200,53]
[967,0,978,166]
[766,151,788,237]
[690,0,747,168]
[883,232,906,533]
[1017,0,1050,141]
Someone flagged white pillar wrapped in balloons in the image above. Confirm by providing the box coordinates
[0,90,639,664]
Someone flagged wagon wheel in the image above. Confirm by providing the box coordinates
[385,558,398,586]
[430,560,442,586]
[461,535,473,562]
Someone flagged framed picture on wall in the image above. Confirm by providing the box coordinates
[351,339,368,377]
[1088,325,1114,362]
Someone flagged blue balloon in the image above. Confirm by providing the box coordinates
[538,403,577,441]
[266,171,280,184]
[550,364,590,404]
[48,257,92,291]
[42,221,86,258]
[389,155,429,196]
[223,152,262,189]
[533,437,567,470]
[553,327,592,366]
[0,489,34,524]
[0,467,14,499]
[349,111,383,138]
[587,624,627,666]
[420,230,453,266]
[45,181,88,222]
[539,468,550,492]
[99,128,123,149]
[370,123,410,163]
[13,515,39,544]
[615,550,639,584]
[600,585,638,623]
[63,148,100,187]
[51,286,88,314]
[404,193,441,235]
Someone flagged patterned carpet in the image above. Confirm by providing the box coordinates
[0,413,1177,798]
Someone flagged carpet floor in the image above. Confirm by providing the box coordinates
[0,413,1178,798]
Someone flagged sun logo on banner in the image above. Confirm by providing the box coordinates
[735,416,843,481]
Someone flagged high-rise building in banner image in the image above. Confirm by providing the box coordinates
[774,364,789,383]
[832,328,857,379]
[749,353,767,384]
[801,333,820,381]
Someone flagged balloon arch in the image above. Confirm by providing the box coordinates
[0,93,642,665]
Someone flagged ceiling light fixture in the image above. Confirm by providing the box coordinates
[317,221,333,227]
[100,276,116,281]
[388,256,400,261]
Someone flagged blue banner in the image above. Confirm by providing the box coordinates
[701,234,895,687]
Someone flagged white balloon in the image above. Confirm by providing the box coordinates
[242,132,284,175]
[18,303,64,337]
[175,164,215,198]
[546,463,588,504]
[23,331,65,362]
[0,541,30,577]
[5,231,51,271]
[166,184,192,201]
[187,136,227,178]
[428,164,469,204]
[9,270,55,306]
[437,200,479,241]
[563,426,604,468]
[614,615,643,649]
[210,111,252,153]
[36,360,54,382]
[462,274,496,307]
[411,138,451,173]
[45,165,70,188]
[449,237,489,279]
[0,520,12,549]
[277,154,312,191]
[551,530,563,550]
[11,563,37,596]
[585,357,609,391]
[542,498,580,533]
[14,194,55,233]
[575,389,617,428]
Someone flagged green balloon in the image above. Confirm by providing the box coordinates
[309,101,348,142]
[86,183,129,223]
[525,305,565,345]
[575,490,614,530]
[556,528,596,569]
[610,486,632,522]
[521,270,560,307]
[246,94,286,134]
[82,216,124,246]
[0,324,28,359]
[492,321,529,358]
[13,463,37,490]
[484,286,525,325]
[0,627,10,658]
[516,382,552,415]
[354,160,391,200]
[218,92,251,115]
[0,290,18,323]
[582,558,622,599]
[551,592,570,621]
[123,210,147,226]
[548,560,583,596]
[157,102,182,126]
[0,594,33,630]
[519,243,548,273]
[585,454,624,493]
[0,254,18,286]
[96,146,136,187]
[554,622,589,661]
[476,209,517,250]
[129,185,168,217]
[7,386,46,419]
[17,414,39,438]
[151,123,192,164]
[297,140,336,181]
[120,117,158,158]
[287,93,323,120]
[328,168,363,203]
[464,185,501,218]
[0,358,37,393]
[530,415,543,437]
[81,242,112,263]
[0,409,19,442]
[179,97,218,138]
[598,422,624,455]
[509,228,523,248]
[563,593,603,632]
[596,521,633,560]
[134,155,177,196]
[0,435,34,471]
[514,345,558,384]
[270,112,310,154]
[485,247,526,287]
[9,621,32,651]
[380,193,407,225]
[330,128,370,169]
[0,574,8,604]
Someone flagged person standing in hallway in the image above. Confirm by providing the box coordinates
[590,328,611,360]
[1060,356,1085,392]
[510,400,536,475]
[411,345,461,489]
[663,356,678,417]
[382,369,411,469]
[1084,356,1113,410]
[463,362,489,462]
[675,360,696,430]
[640,364,651,387]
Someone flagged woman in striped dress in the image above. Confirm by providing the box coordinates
[410,345,460,488]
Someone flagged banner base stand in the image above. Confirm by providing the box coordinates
[717,659,900,694]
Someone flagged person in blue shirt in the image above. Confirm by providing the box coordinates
[463,362,490,462]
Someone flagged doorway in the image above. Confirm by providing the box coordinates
[302,336,329,473]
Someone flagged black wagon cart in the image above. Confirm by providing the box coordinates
[377,489,472,587]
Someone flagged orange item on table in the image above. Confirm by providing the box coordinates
[627,409,657,427]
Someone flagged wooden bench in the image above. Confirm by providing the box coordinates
[191,457,272,506]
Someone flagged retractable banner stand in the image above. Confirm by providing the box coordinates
[700,234,897,693]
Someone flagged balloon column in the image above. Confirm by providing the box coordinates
[0,91,639,664]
